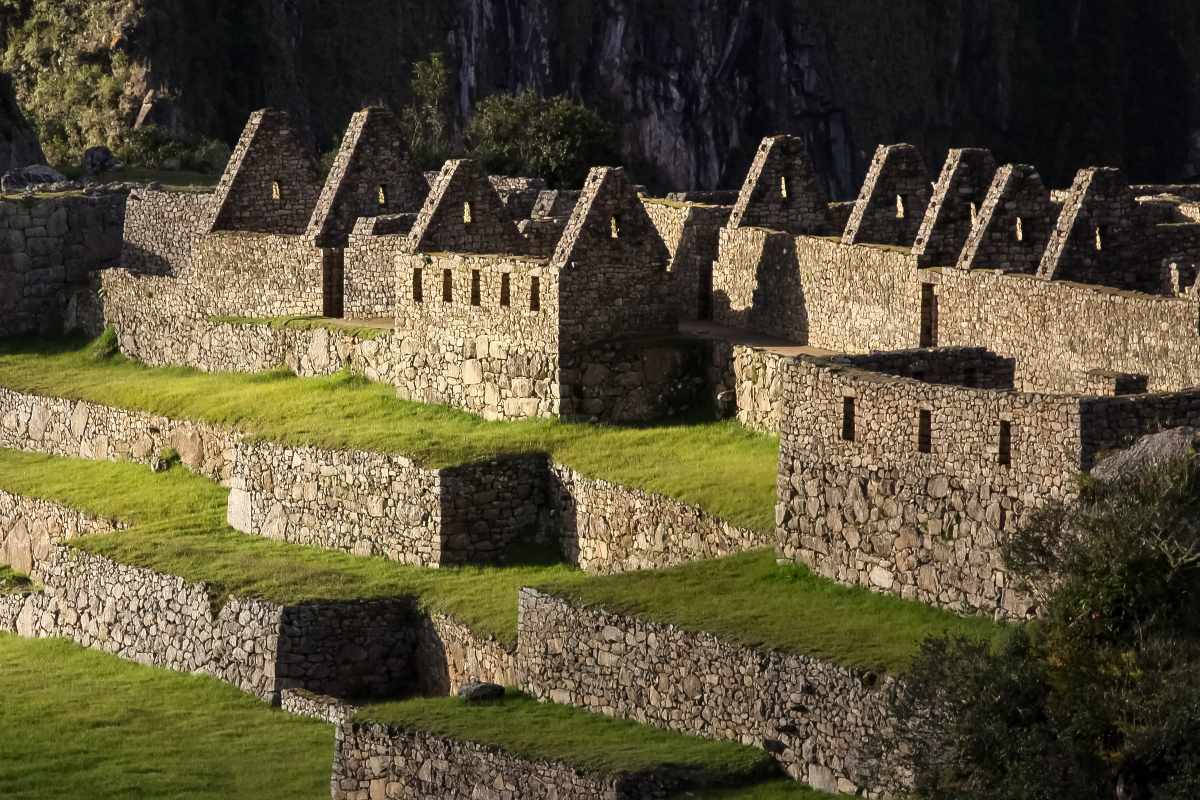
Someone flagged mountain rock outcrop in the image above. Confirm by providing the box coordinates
[0,72,43,174]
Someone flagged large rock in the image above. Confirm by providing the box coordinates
[82,146,122,176]
[457,681,504,703]
[0,72,43,174]
[1,164,67,193]
[1090,427,1200,483]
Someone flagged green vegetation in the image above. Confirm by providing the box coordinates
[0,336,777,532]
[357,690,774,781]
[0,564,32,594]
[896,458,1200,799]
[0,634,330,800]
[400,52,452,169]
[208,315,392,340]
[685,782,835,799]
[467,90,619,188]
[535,549,1003,673]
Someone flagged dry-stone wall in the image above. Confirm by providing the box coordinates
[190,232,325,317]
[333,721,701,800]
[0,192,125,336]
[547,464,770,572]
[0,388,238,483]
[645,199,732,320]
[415,613,517,695]
[713,231,921,352]
[0,491,124,578]
[842,144,930,247]
[121,188,212,275]
[344,216,410,318]
[227,441,544,567]
[517,590,907,797]
[1,545,419,702]
[707,341,790,433]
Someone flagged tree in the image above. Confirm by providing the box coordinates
[467,90,618,188]
[400,52,451,169]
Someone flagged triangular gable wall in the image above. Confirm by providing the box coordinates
[208,109,322,235]
[727,135,831,234]
[551,166,669,270]
[306,107,428,247]
[1038,168,1146,289]
[912,148,997,266]
[956,164,1056,273]
[405,159,526,255]
[841,143,931,246]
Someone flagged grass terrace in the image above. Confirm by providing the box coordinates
[0,334,777,532]
[0,450,1002,669]
[207,314,393,340]
[356,690,775,783]
[0,635,330,800]
[0,564,32,594]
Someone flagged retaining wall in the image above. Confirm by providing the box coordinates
[517,589,907,797]
[0,490,124,577]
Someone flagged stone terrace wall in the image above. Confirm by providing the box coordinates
[333,722,695,800]
[227,441,544,567]
[546,464,770,572]
[0,388,238,483]
[190,232,324,317]
[0,490,124,578]
[518,590,907,797]
[0,192,126,336]
[121,188,212,275]
[394,252,560,420]
[934,267,1200,393]
[415,613,517,695]
[775,358,1084,617]
[713,231,921,352]
[2,545,419,702]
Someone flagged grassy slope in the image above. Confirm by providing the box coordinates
[358,691,774,781]
[0,337,777,532]
[0,449,1000,668]
[0,564,32,593]
[536,549,1003,673]
[0,635,330,800]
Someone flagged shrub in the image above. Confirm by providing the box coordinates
[113,126,230,174]
[467,90,619,188]
[400,52,451,169]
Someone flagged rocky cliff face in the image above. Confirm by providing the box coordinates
[0,72,44,173]
[4,0,1200,194]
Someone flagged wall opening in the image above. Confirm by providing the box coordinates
[271,181,282,202]
[1094,225,1105,251]
[470,270,481,306]
[463,201,474,225]
[500,273,511,307]
[442,269,453,303]
[321,248,344,318]
[780,175,790,201]
[530,276,541,312]
[969,201,978,225]
[917,409,932,453]
[895,195,906,219]
[610,215,622,239]
[998,420,1012,466]
[377,185,389,208]
[919,283,938,347]
[412,268,423,303]
[841,397,856,441]
[1015,216,1024,242]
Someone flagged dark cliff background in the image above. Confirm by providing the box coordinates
[2,0,1199,195]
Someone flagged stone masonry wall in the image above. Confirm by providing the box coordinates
[414,613,517,696]
[394,252,560,420]
[0,192,126,336]
[546,463,770,572]
[517,589,907,797]
[190,232,325,317]
[344,220,409,318]
[934,267,1200,393]
[707,340,790,434]
[0,388,238,483]
[774,357,1086,618]
[332,722,697,800]
[645,199,731,320]
[227,441,544,567]
[0,490,124,578]
[713,230,921,352]
[1,545,419,702]
[121,188,212,275]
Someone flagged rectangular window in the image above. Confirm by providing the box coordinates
[442,269,453,303]
[917,409,932,453]
[998,420,1012,466]
[412,268,423,303]
[470,270,481,306]
[530,276,541,312]
[500,273,511,307]
[841,397,856,442]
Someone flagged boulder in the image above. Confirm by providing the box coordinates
[82,146,122,176]
[457,681,504,703]
[1090,426,1200,484]
[1,164,67,193]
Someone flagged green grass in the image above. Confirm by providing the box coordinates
[0,335,778,532]
[55,164,218,189]
[0,448,574,643]
[357,690,775,782]
[0,634,331,800]
[534,549,1005,673]
[683,781,835,799]
[208,315,392,340]
[0,564,32,594]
